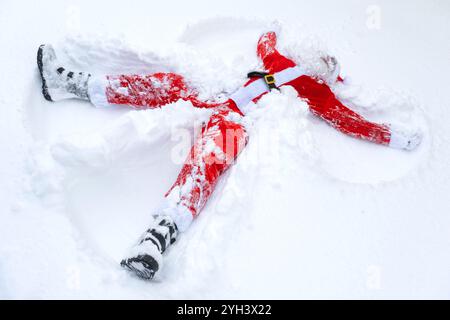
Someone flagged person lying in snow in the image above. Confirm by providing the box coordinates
[37,31,422,280]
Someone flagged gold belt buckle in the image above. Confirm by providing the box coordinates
[264,74,276,85]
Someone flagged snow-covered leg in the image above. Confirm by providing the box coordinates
[164,103,248,226]
[89,72,224,109]
[121,215,178,280]
[37,44,199,110]
[37,44,91,101]
[121,103,247,280]
[99,73,196,109]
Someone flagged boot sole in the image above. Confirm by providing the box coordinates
[37,45,53,102]
[121,254,160,280]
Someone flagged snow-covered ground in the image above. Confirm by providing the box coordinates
[0,0,449,299]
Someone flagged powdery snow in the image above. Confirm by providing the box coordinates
[0,0,449,299]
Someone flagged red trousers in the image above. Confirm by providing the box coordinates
[98,32,391,230]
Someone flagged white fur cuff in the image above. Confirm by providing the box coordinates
[88,76,111,108]
[156,198,194,232]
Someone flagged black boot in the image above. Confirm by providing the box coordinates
[37,44,91,102]
[121,215,178,280]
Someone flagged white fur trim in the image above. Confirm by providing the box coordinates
[88,76,111,108]
[156,198,194,232]
[230,66,305,112]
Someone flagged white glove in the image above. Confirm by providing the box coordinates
[320,55,341,85]
[389,126,422,151]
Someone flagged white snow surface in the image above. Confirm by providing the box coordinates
[0,0,449,299]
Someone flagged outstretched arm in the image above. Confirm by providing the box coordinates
[296,75,392,145]
[256,31,421,150]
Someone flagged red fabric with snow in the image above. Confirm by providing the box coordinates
[165,106,247,216]
[102,31,392,220]
[256,32,391,145]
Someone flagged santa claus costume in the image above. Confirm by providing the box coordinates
[37,31,422,279]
